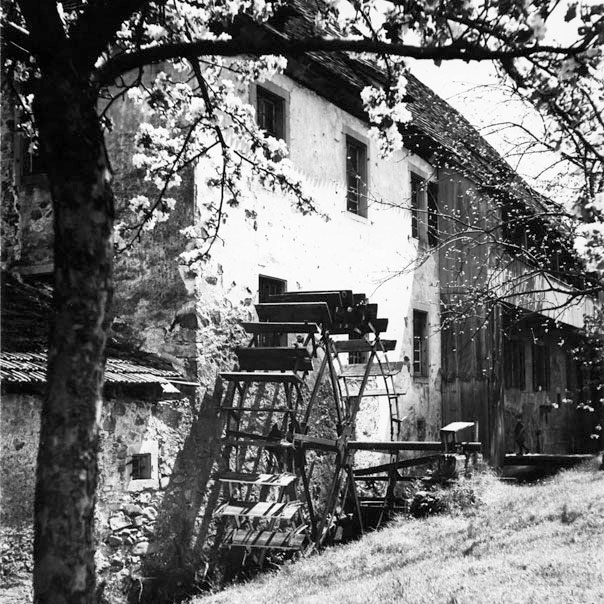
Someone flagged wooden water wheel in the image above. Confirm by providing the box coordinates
[215,290,404,555]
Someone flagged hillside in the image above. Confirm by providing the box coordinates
[196,460,604,604]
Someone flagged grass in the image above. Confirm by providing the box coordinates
[195,459,604,604]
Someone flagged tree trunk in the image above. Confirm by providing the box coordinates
[33,63,113,604]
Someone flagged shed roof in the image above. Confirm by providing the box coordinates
[0,272,190,385]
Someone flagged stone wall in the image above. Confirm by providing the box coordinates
[0,386,230,602]
[1,80,21,270]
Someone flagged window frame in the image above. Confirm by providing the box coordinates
[126,440,159,491]
[412,309,429,378]
[258,274,287,346]
[130,453,153,480]
[410,172,423,240]
[252,82,289,144]
[256,85,286,141]
[345,134,368,218]
[427,180,439,247]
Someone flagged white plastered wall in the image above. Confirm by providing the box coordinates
[194,73,442,442]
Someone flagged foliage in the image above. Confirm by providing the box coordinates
[2,1,604,602]
[3,0,604,272]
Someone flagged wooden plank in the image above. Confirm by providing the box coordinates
[215,500,303,520]
[340,361,404,378]
[441,421,475,433]
[333,339,396,353]
[225,529,305,550]
[255,302,332,326]
[349,440,482,452]
[220,371,303,384]
[344,388,399,398]
[221,438,294,448]
[221,406,294,413]
[236,346,313,372]
[350,440,443,452]
[219,472,297,487]
[332,318,389,336]
[241,321,319,334]
[268,291,343,313]
[270,290,354,308]
[503,454,594,467]
[354,454,441,476]
[293,433,340,452]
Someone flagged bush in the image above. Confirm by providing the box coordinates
[409,481,478,518]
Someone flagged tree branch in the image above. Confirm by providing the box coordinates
[96,35,585,86]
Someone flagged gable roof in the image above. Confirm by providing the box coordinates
[0,272,191,385]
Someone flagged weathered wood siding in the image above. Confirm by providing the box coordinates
[438,171,505,464]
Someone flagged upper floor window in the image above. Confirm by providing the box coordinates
[411,173,439,245]
[427,181,439,247]
[346,135,368,217]
[256,86,285,141]
[413,310,429,377]
[410,173,423,239]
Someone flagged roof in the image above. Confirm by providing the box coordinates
[0,351,185,385]
[1,272,190,386]
[274,1,551,213]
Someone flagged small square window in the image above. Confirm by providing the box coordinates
[346,136,368,217]
[130,453,152,480]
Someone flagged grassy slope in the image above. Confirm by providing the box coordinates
[197,461,604,604]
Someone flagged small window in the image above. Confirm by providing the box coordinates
[427,181,439,247]
[504,338,525,390]
[413,310,428,377]
[130,453,152,480]
[533,343,550,391]
[410,173,423,239]
[259,275,287,346]
[346,135,368,217]
[256,86,285,141]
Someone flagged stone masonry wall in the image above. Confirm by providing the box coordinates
[0,387,230,602]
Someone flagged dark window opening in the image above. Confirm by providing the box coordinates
[413,310,428,377]
[427,181,439,247]
[256,86,285,141]
[130,453,152,480]
[259,275,287,346]
[410,173,423,239]
[504,338,525,390]
[532,343,550,392]
[346,136,368,217]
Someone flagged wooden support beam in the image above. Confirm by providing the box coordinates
[503,453,594,467]
[354,454,441,476]
[349,440,482,452]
